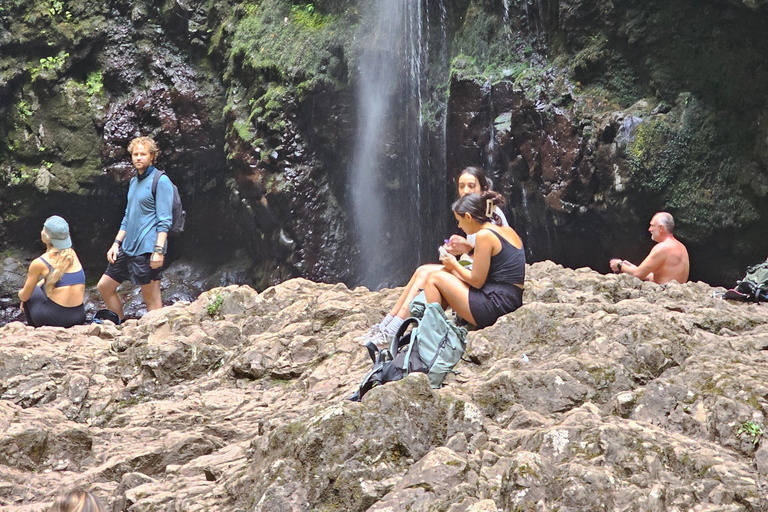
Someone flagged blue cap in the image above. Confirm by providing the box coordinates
[43,215,72,250]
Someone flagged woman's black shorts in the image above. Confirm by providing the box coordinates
[468,284,523,329]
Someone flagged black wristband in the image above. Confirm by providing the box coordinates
[154,245,165,255]
[617,261,623,272]
[114,239,122,247]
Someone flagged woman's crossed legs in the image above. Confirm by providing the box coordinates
[423,270,476,326]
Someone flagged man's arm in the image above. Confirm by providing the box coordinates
[150,231,168,269]
[107,230,127,264]
[619,245,667,281]
[150,175,173,269]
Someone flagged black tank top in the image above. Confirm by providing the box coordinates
[483,229,525,286]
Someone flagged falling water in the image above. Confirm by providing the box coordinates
[520,188,533,243]
[483,78,496,170]
[350,0,437,288]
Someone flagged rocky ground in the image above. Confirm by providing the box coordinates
[1,261,767,511]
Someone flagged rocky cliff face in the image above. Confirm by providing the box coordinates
[446,0,768,286]
[2,0,768,290]
[1,263,767,511]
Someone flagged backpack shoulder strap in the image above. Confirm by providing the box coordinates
[394,318,419,343]
[151,170,165,197]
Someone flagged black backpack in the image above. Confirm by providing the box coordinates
[152,170,186,236]
[732,260,768,302]
[349,325,413,402]
[92,308,120,325]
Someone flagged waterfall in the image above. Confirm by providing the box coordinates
[351,0,441,289]
[483,78,496,170]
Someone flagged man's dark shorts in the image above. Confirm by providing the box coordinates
[104,250,163,286]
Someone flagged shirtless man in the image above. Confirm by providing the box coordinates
[609,212,689,284]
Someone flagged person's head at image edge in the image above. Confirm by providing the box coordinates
[49,489,105,512]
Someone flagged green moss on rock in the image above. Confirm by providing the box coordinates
[627,95,759,240]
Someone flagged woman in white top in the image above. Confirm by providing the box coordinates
[359,167,508,348]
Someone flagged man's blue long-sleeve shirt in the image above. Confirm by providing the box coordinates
[120,165,173,256]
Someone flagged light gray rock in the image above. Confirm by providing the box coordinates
[1,263,767,511]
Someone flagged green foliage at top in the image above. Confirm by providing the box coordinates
[290,3,326,29]
[228,0,355,93]
[47,0,72,20]
[450,3,541,81]
[224,0,357,150]
[627,95,759,239]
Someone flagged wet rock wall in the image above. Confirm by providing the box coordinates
[2,0,768,294]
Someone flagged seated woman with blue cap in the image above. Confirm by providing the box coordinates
[17,215,86,328]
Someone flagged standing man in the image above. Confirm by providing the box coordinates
[97,136,173,321]
[609,212,690,284]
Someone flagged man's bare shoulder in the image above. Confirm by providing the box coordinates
[655,237,687,253]
[649,239,673,256]
[662,237,689,256]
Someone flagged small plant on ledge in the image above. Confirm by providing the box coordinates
[206,292,224,317]
[737,420,764,446]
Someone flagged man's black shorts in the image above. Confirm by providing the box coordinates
[104,250,163,286]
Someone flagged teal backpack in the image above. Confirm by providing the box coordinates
[399,301,468,388]
[349,293,467,401]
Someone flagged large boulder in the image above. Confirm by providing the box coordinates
[1,263,767,510]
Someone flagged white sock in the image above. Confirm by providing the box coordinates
[378,314,394,330]
[383,316,404,338]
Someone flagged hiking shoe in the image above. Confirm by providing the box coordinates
[356,325,383,346]
[368,329,394,351]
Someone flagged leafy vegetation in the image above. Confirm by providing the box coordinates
[47,0,71,20]
[16,100,33,120]
[450,3,543,81]
[568,33,642,107]
[737,421,764,446]
[29,51,69,80]
[290,3,327,29]
[206,292,225,317]
[85,71,103,96]
[6,166,35,186]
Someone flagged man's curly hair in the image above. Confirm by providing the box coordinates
[127,136,159,159]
